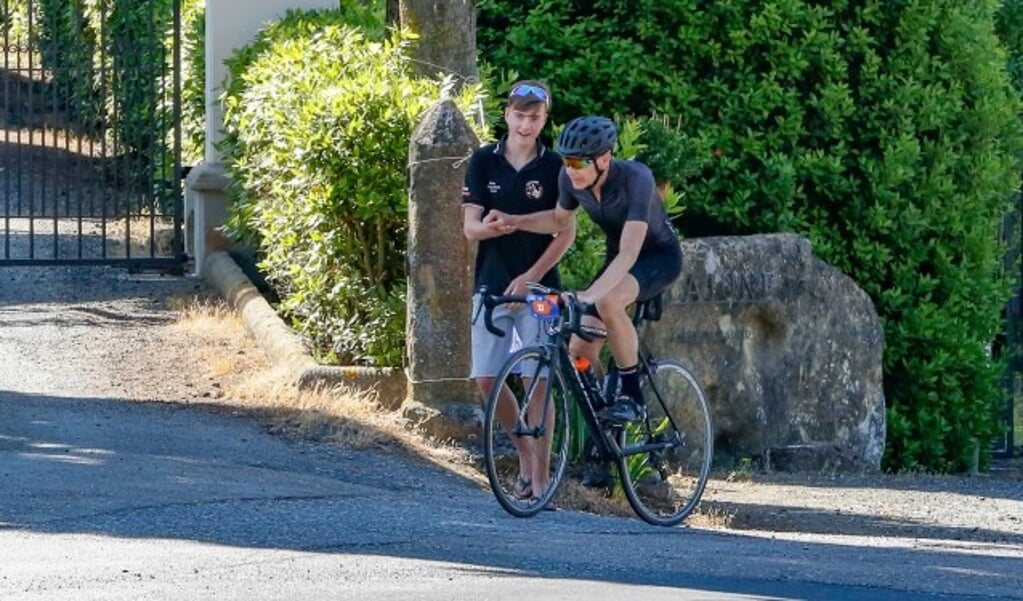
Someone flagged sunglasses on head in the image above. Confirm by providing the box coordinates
[562,156,594,169]
[509,84,550,105]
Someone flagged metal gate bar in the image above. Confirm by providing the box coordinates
[0,0,184,270]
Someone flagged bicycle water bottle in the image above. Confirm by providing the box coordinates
[573,357,606,409]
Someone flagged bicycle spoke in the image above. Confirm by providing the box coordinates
[483,347,570,517]
[618,360,713,526]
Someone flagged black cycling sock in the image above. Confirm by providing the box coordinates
[618,364,644,405]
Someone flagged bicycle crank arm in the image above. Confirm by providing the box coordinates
[620,439,681,457]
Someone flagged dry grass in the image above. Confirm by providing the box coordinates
[689,487,739,528]
[168,293,741,524]
[554,480,634,518]
[168,293,483,481]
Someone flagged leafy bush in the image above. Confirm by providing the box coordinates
[107,0,177,189]
[1,1,33,43]
[220,7,486,366]
[993,0,1023,453]
[479,0,1023,472]
[998,0,1023,95]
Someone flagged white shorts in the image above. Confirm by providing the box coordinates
[469,293,546,379]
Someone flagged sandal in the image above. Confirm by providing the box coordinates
[512,476,532,499]
[530,497,558,511]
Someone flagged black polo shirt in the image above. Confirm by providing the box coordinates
[462,137,563,292]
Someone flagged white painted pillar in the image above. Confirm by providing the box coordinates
[204,0,338,162]
[187,0,337,274]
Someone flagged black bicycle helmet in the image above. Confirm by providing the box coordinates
[557,116,618,157]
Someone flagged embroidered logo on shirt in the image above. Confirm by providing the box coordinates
[525,180,543,200]
[487,181,501,194]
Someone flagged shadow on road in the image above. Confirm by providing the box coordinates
[1,389,1021,600]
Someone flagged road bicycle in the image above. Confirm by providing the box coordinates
[479,282,713,527]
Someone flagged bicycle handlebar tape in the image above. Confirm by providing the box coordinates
[404,99,481,442]
[481,292,507,338]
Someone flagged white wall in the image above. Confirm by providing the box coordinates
[204,0,338,162]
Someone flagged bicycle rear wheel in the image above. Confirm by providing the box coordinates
[483,346,570,517]
[618,359,713,526]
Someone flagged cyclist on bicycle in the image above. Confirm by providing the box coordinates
[485,115,683,425]
[463,81,575,502]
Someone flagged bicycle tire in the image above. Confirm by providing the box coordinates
[618,359,713,526]
[483,346,571,517]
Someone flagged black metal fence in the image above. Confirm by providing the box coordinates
[996,193,1023,458]
[0,0,183,269]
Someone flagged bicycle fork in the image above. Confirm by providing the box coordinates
[512,345,558,439]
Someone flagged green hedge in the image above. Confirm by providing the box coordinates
[479,0,1023,472]
[219,7,486,366]
[995,0,1023,452]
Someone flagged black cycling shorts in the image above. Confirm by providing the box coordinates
[584,245,683,317]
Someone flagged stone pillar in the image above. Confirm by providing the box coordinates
[187,0,336,273]
[404,99,480,440]
[183,163,231,277]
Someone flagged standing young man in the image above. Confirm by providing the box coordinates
[462,81,575,502]
[485,115,682,424]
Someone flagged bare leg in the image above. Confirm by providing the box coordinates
[596,274,641,369]
[523,376,553,497]
[477,377,535,493]
[569,320,605,377]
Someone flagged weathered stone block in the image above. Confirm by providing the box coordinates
[403,98,480,436]
[643,234,886,472]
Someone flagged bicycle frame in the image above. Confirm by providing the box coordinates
[543,297,685,465]
[481,283,713,525]
[481,285,629,463]
[556,341,623,462]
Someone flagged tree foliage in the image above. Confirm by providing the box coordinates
[479,0,1023,471]
[219,7,486,366]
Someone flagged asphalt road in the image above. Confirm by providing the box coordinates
[1,266,1021,601]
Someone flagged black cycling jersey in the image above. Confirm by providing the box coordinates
[557,159,677,256]
[463,137,563,292]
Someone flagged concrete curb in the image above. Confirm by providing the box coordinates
[201,250,406,409]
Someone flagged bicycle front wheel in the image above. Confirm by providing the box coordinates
[483,346,570,517]
[618,359,713,526]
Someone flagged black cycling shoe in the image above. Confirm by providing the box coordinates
[581,461,613,489]
[597,396,646,424]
